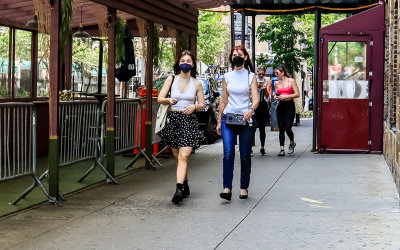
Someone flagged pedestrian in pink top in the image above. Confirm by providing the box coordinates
[274,65,300,156]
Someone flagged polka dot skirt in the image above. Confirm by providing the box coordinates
[158,111,204,149]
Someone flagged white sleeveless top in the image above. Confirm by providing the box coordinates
[223,68,254,115]
[170,75,196,111]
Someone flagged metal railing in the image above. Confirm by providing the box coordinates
[68,100,118,184]
[114,99,141,153]
[0,103,55,204]
[7,98,165,205]
[59,100,98,167]
[102,99,162,170]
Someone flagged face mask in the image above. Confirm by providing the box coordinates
[232,56,245,67]
[180,63,192,73]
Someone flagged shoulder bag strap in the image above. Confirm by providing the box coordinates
[248,70,251,109]
[167,75,175,97]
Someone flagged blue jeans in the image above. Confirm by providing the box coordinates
[221,114,255,190]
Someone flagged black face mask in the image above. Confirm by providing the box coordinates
[232,56,245,67]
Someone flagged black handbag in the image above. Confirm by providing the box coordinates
[225,113,247,126]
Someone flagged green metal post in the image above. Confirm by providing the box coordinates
[48,138,59,199]
[106,129,115,177]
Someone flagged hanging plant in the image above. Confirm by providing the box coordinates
[93,3,108,38]
[153,24,161,69]
[59,0,73,62]
[115,16,126,65]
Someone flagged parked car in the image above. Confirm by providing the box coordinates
[195,76,221,144]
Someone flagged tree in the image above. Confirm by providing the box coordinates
[197,11,229,66]
[0,27,10,90]
[296,13,347,66]
[159,37,174,71]
[257,14,346,74]
[72,39,101,92]
[257,14,312,76]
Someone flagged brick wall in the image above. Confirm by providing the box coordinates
[383,0,400,194]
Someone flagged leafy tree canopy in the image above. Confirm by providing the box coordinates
[257,14,312,76]
[257,13,346,75]
[197,11,229,66]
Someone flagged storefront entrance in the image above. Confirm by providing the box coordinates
[318,4,385,153]
[320,38,371,151]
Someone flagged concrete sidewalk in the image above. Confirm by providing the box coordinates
[1,119,399,249]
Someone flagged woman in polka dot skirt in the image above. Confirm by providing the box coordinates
[157,50,206,204]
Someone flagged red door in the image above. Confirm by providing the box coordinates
[319,35,372,152]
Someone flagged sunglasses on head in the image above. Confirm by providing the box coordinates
[258,73,265,76]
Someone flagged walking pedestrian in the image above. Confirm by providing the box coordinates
[157,50,206,204]
[274,65,300,156]
[216,45,259,200]
[255,65,272,156]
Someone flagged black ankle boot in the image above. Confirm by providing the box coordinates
[171,183,184,204]
[182,180,190,198]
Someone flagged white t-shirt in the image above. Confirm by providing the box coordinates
[223,68,254,115]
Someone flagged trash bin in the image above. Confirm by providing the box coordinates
[133,87,158,154]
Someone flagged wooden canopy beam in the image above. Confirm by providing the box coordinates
[0,17,35,31]
[91,0,198,36]
[0,6,34,16]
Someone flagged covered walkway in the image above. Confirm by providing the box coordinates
[1,119,399,249]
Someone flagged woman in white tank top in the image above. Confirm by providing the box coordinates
[157,51,206,205]
[217,45,259,201]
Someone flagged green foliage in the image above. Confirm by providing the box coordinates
[159,38,174,71]
[328,41,365,68]
[15,30,32,62]
[0,85,8,98]
[60,0,73,62]
[72,39,99,84]
[257,14,347,74]
[153,75,170,90]
[153,25,160,68]
[0,27,9,67]
[257,15,312,76]
[197,11,229,65]
[115,17,125,65]
[296,13,346,66]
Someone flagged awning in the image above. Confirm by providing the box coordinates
[231,0,381,13]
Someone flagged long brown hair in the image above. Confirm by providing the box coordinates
[173,50,197,78]
[274,65,290,78]
[229,45,254,72]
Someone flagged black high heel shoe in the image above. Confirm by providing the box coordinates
[219,191,232,201]
[239,190,248,199]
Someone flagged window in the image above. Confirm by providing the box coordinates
[14,29,32,98]
[0,26,10,99]
[0,26,34,100]
[37,34,50,97]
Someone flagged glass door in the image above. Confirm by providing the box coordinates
[319,36,371,152]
